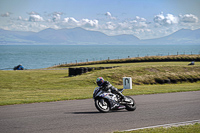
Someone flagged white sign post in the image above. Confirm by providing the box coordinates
[123,77,132,89]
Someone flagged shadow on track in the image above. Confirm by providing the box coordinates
[73,111,100,114]
[66,110,129,115]
[65,111,100,114]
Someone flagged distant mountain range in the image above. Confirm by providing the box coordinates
[0,27,199,45]
[140,29,200,45]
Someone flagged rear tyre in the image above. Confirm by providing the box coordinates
[125,96,136,111]
[95,98,110,113]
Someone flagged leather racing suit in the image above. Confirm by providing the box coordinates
[100,81,125,99]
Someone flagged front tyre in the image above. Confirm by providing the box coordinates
[125,96,136,111]
[95,98,110,113]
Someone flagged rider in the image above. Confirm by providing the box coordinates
[96,77,129,102]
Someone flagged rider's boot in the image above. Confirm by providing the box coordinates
[122,96,131,102]
[117,91,131,102]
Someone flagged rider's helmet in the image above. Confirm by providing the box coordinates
[96,77,104,86]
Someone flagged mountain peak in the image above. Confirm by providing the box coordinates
[72,27,85,30]
[39,28,56,33]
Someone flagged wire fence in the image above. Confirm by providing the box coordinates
[53,51,200,66]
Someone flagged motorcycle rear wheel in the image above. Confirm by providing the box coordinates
[125,96,136,111]
[95,98,111,113]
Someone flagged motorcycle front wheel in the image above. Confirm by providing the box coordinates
[95,98,111,113]
[125,96,136,111]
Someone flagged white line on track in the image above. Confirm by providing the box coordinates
[124,119,200,131]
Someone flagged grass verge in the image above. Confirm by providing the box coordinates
[114,123,200,133]
[55,54,200,67]
[0,61,200,106]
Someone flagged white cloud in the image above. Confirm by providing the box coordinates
[154,13,198,28]
[79,19,98,28]
[131,18,148,29]
[116,16,148,31]
[1,12,11,17]
[154,13,178,26]
[52,13,61,22]
[29,15,44,22]
[51,12,63,22]
[63,17,78,23]
[179,14,198,23]
[154,13,165,23]
[105,12,116,20]
[102,22,116,30]
[27,23,48,31]
[63,17,79,28]
[62,17,98,28]
[137,22,148,28]
[117,21,132,30]
[105,12,111,16]
[165,14,179,24]
[18,16,22,20]
[135,16,146,22]
[2,20,48,32]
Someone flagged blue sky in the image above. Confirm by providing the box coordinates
[0,0,200,39]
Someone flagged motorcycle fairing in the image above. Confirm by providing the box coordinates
[98,92,121,109]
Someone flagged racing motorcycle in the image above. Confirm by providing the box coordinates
[93,87,136,113]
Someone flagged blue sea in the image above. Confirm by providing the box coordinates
[0,45,199,70]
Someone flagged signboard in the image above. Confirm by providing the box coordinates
[123,77,132,89]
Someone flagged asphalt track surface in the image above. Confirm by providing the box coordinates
[0,91,200,133]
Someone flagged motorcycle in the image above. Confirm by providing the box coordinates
[93,87,136,113]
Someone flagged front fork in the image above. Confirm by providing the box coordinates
[99,98,106,105]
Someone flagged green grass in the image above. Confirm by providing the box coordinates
[55,54,200,67]
[0,61,200,105]
[114,123,200,133]
[75,62,200,85]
